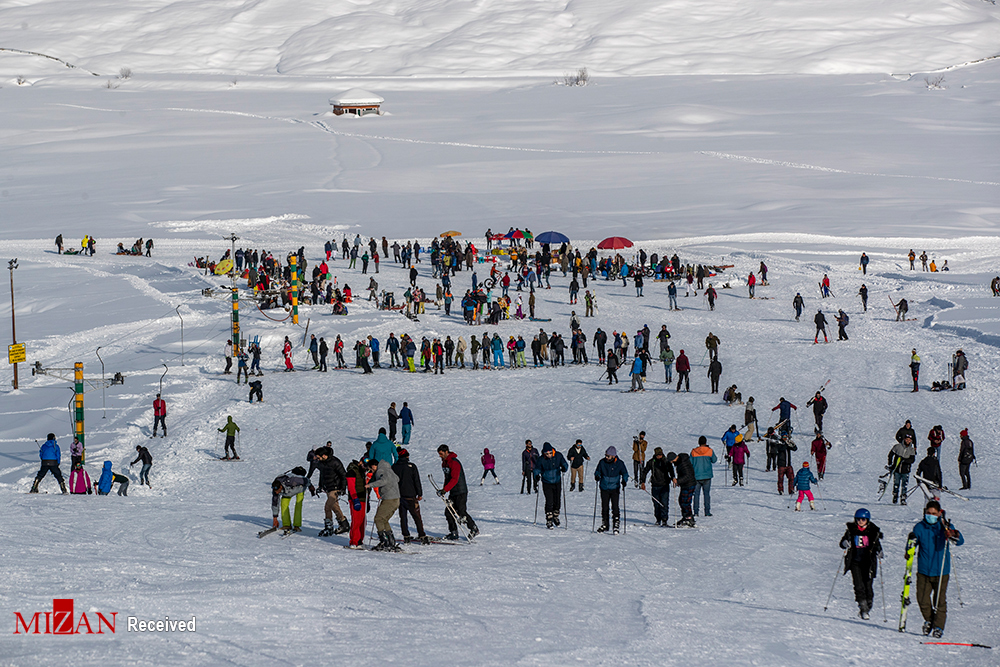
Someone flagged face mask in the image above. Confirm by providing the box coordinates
[924,514,939,524]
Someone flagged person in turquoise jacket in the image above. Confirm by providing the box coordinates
[794,461,818,511]
[690,437,717,517]
[912,500,964,637]
[368,428,398,465]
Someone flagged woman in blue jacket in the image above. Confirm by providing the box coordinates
[534,444,569,529]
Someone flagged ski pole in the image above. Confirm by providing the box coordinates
[824,551,845,611]
[592,483,599,532]
[533,481,539,525]
[561,474,568,529]
[368,500,379,544]
[622,484,627,534]
[879,557,888,622]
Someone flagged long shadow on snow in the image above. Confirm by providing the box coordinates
[710,599,894,633]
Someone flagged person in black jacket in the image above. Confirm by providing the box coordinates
[957,428,975,490]
[392,449,428,544]
[308,444,349,536]
[915,447,942,494]
[806,392,828,432]
[318,337,329,372]
[567,439,590,492]
[775,434,798,495]
[669,451,697,527]
[887,436,917,504]
[640,447,674,526]
[130,445,153,488]
[895,420,916,444]
[521,440,539,494]
[839,508,883,620]
[387,402,399,442]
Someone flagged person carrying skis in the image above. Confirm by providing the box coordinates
[68,462,93,494]
[775,433,798,495]
[858,284,868,312]
[669,450,697,527]
[218,416,240,460]
[912,500,964,637]
[792,293,804,321]
[308,444,349,536]
[806,391,828,432]
[835,310,849,340]
[152,393,167,437]
[729,435,749,487]
[130,445,153,488]
[957,429,975,490]
[640,447,674,526]
[567,439,590,492]
[534,443,569,529]
[30,433,67,494]
[811,432,830,480]
[771,397,797,436]
[392,448,428,544]
[521,440,539,494]
[436,445,479,540]
[675,349,691,392]
[764,426,780,472]
[814,309,828,343]
[838,508,883,620]
[893,298,909,321]
[909,349,920,392]
[480,448,499,484]
[887,435,917,505]
[270,467,314,532]
[344,457,368,549]
[916,447,942,499]
[594,447,629,534]
[794,461,818,510]
[365,458,401,551]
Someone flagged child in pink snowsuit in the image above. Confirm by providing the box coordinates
[794,461,818,510]
[481,448,498,484]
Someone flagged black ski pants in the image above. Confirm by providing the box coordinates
[959,463,971,489]
[600,488,620,526]
[34,461,65,485]
[445,493,477,534]
[399,497,426,538]
[849,562,875,605]
[651,485,669,523]
[542,481,561,516]
[521,471,538,494]
[676,370,690,392]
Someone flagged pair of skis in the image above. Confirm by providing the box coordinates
[427,474,476,543]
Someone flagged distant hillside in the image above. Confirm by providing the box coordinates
[1,0,998,78]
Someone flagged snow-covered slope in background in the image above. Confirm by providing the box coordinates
[1,0,998,78]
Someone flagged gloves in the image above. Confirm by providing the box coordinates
[352,497,362,512]
[272,517,279,529]
[310,487,317,497]
[437,489,445,497]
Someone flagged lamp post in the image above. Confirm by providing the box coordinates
[8,258,18,390]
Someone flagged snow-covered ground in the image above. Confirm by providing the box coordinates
[1,0,1000,663]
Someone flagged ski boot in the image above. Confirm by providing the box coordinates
[468,523,479,538]
[596,524,608,533]
[371,531,388,551]
[403,535,414,544]
[318,519,335,537]
[892,495,898,505]
[900,498,907,506]
[420,535,430,545]
[578,484,584,492]
[931,628,943,639]
[553,513,560,527]
[545,513,554,530]
[809,501,816,510]
[334,518,351,535]
[29,480,40,494]
[858,601,870,620]
[385,531,402,552]
[612,520,620,535]
[445,531,460,541]
[60,482,69,495]
[794,502,801,511]
[569,483,575,492]
[922,621,933,636]
[732,480,737,487]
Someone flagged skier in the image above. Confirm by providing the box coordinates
[218,416,240,460]
[629,354,645,391]
[813,309,828,343]
[366,458,401,551]
[594,447,629,534]
[270,467,313,533]
[705,332,720,361]
[152,393,167,437]
[835,310,849,340]
[480,448,499,484]
[605,350,620,386]
[771,397,797,436]
[344,457,368,549]
[811,432,831,480]
[858,284,868,312]
[792,293,804,321]
[916,447,942,498]
[729,435,749,487]
[400,402,414,444]
[436,445,479,540]
[248,379,263,403]
[669,450,697,527]
[30,433,67,494]
[909,349,920,392]
[521,440,539,494]
[721,424,738,462]
[631,433,647,483]
[236,348,249,384]
[793,461,818,510]
[308,445,350,536]
[392,448,428,544]
[887,435,917,505]
[249,339,262,375]
[806,391,828,432]
[675,349,691,392]
[567,439,590,492]
[838,508,883,620]
[640,447,674,525]
[821,274,831,297]
[691,436,717,517]
[774,433,798,495]
[707,357,723,394]
[130,445,153,488]
[534,443,569,529]
[911,500,964,637]
[68,462,93,494]
[957,429,975,490]
[893,298,909,321]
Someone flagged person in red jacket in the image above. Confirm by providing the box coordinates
[811,432,830,480]
[747,272,756,299]
[152,393,167,437]
[675,349,691,392]
[282,336,294,371]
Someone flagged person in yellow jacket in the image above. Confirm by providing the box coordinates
[632,431,648,488]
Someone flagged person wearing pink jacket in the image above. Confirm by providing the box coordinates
[69,462,93,494]
[730,439,750,487]
[480,448,498,485]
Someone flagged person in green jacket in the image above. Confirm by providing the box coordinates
[218,416,240,460]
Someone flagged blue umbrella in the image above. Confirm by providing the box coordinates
[535,231,569,245]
